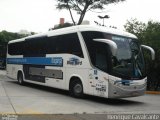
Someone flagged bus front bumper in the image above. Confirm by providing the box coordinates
[108,79,146,98]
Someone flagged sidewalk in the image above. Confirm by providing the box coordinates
[0,70,6,76]
[0,72,15,114]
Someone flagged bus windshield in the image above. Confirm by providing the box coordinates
[82,31,145,80]
[111,36,145,79]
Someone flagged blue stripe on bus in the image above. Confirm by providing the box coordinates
[7,57,63,66]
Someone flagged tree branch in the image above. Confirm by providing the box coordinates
[56,0,126,25]
[66,2,76,25]
[73,0,82,12]
[77,2,90,25]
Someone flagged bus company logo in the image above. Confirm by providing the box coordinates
[51,57,63,65]
[67,57,82,65]
[114,80,134,86]
[2,114,18,120]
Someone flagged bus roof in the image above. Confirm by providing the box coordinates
[9,25,137,44]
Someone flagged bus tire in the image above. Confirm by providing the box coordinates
[18,72,24,85]
[70,79,83,98]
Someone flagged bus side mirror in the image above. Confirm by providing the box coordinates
[141,45,155,60]
[93,39,117,56]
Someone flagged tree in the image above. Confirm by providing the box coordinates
[56,0,125,25]
[124,19,160,91]
[0,30,33,68]
[54,22,73,29]
[0,30,27,43]
[124,18,146,43]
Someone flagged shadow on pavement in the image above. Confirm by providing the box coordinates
[7,80,145,106]
[84,95,145,106]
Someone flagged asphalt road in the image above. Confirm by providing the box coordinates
[0,70,160,119]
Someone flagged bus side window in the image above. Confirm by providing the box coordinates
[94,43,108,73]
[8,42,23,55]
[48,33,84,58]
[67,33,84,58]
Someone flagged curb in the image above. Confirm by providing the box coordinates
[145,91,160,95]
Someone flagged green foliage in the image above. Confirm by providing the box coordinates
[56,0,125,25]
[124,19,160,91]
[0,30,27,43]
[124,18,146,43]
[0,30,29,61]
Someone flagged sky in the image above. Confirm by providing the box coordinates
[0,0,160,33]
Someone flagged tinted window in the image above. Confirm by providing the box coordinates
[8,42,24,55]
[47,33,84,57]
[82,31,111,72]
[9,33,84,58]
[24,36,47,55]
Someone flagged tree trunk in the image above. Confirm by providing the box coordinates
[67,2,76,25]
[77,4,89,25]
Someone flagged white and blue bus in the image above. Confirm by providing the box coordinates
[6,25,155,98]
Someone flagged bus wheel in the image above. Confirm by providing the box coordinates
[70,79,83,98]
[18,72,24,85]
